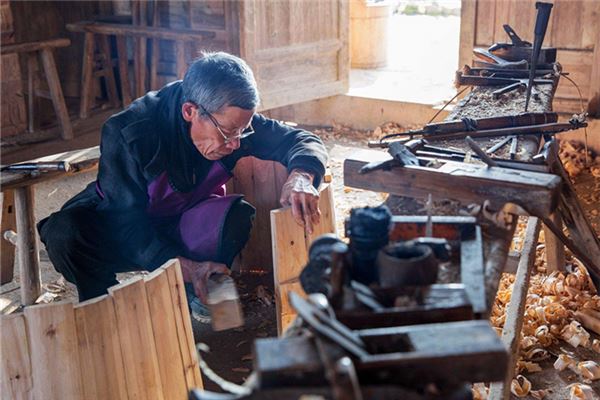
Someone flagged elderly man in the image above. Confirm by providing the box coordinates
[38,52,327,315]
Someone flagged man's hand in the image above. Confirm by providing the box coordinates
[177,256,229,303]
[279,169,321,234]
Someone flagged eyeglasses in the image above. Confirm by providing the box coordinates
[197,104,254,145]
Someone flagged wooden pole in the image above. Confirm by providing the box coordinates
[0,190,17,284]
[14,186,41,305]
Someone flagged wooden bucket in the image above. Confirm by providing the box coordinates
[0,259,203,400]
[350,0,391,69]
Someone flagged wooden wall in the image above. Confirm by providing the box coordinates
[460,0,600,116]
[1,0,26,137]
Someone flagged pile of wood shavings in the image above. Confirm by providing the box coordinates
[559,140,600,179]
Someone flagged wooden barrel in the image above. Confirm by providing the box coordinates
[350,0,391,69]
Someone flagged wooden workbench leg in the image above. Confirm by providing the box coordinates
[489,217,541,400]
[98,35,119,108]
[40,48,74,140]
[115,36,133,107]
[79,32,95,119]
[543,212,565,272]
[1,190,17,285]
[14,187,42,305]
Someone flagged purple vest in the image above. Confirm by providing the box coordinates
[146,161,242,261]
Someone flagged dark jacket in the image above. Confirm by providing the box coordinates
[65,81,327,269]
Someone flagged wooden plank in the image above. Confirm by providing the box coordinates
[344,152,562,217]
[79,32,95,119]
[74,295,128,400]
[0,37,70,55]
[145,267,189,400]
[233,157,258,268]
[0,314,33,400]
[116,36,133,106]
[175,41,186,79]
[460,225,486,314]
[543,212,565,272]
[25,302,83,399]
[277,281,305,334]
[109,277,165,399]
[14,186,41,305]
[589,13,600,116]
[163,259,204,390]
[26,53,35,133]
[67,21,216,41]
[458,0,477,68]
[305,183,336,247]
[271,206,309,334]
[489,217,541,400]
[39,48,74,140]
[251,158,279,270]
[0,190,16,284]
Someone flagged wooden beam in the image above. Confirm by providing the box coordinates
[543,212,565,272]
[79,32,95,119]
[458,0,477,69]
[0,38,70,55]
[66,21,216,42]
[344,150,562,217]
[489,217,541,400]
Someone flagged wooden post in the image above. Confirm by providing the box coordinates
[39,48,74,140]
[97,35,120,108]
[543,212,565,272]
[25,302,84,399]
[175,41,186,79]
[26,53,36,133]
[115,36,133,106]
[489,217,541,400]
[14,186,41,305]
[79,32,96,119]
[0,190,16,284]
[0,314,33,399]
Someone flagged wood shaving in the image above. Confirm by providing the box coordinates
[531,389,548,399]
[472,382,488,400]
[558,140,600,179]
[575,361,600,381]
[554,353,576,371]
[567,383,595,400]
[511,375,532,397]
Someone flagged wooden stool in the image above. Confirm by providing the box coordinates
[0,38,74,140]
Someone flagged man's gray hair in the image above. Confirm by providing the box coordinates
[182,52,260,114]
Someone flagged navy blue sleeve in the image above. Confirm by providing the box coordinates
[95,120,179,269]
[244,114,328,186]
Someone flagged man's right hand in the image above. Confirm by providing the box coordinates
[177,256,229,303]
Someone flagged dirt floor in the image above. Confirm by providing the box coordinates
[1,127,599,399]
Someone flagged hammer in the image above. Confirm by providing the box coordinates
[206,273,244,331]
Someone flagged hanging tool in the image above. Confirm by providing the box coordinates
[524,2,554,111]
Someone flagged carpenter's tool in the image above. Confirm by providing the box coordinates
[368,112,558,148]
[465,136,498,168]
[462,65,555,79]
[359,139,423,174]
[454,71,554,96]
[206,273,244,331]
[509,136,519,160]
[0,161,71,173]
[485,135,514,154]
[370,117,586,147]
[472,48,528,69]
[488,24,557,64]
[525,2,554,111]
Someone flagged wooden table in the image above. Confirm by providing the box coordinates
[1,147,100,305]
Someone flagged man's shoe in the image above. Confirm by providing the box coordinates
[184,283,211,324]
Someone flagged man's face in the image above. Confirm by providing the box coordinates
[182,102,255,161]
